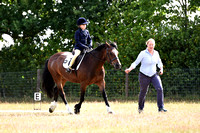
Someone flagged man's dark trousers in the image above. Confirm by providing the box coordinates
[138,72,164,110]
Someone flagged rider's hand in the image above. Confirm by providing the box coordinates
[88,45,93,49]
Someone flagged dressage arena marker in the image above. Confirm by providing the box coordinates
[33,92,41,110]
[34,69,42,110]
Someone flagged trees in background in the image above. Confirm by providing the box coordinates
[101,0,200,69]
[0,0,199,72]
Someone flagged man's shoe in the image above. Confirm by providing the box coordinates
[158,108,167,112]
[138,109,143,114]
[66,67,72,73]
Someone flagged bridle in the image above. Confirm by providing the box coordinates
[88,48,119,65]
[106,48,119,65]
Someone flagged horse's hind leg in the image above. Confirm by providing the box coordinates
[49,79,73,114]
[58,79,73,114]
[49,86,59,113]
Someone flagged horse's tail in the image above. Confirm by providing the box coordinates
[42,59,55,99]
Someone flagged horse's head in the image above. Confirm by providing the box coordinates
[105,42,121,70]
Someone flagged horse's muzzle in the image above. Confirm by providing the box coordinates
[114,63,121,70]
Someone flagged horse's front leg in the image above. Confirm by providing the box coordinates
[102,89,114,114]
[74,84,86,114]
[97,80,114,114]
[50,81,73,114]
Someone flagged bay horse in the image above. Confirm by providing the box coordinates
[42,42,121,114]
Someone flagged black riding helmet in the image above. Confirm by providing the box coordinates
[77,17,88,25]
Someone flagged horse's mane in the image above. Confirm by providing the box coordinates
[94,44,106,51]
[94,43,117,51]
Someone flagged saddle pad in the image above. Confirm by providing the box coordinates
[63,53,73,69]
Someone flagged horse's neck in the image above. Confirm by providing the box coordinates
[87,50,106,69]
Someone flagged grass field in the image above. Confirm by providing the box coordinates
[0,101,199,133]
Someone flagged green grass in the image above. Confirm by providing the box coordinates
[0,101,199,133]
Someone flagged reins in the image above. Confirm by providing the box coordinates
[88,48,118,65]
[88,51,105,62]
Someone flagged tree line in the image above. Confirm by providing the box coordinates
[0,0,199,72]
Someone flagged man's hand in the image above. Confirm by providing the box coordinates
[159,70,163,75]
[159,68,163,75]
[125,68,132,74]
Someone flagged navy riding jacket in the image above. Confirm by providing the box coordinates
[74,28,92,51]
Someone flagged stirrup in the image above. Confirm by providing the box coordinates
[66,67,72,73]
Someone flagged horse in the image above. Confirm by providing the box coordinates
[42,42,121,114]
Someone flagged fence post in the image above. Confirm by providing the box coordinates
[34,69,42,110]
[0,74,5,98]
[36,69,41,91]
[125,71,129,98]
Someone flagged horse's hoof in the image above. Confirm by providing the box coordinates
[106,106,114,114]
[68,112,74,115]
[66,104,74,115]
[49,108,53,113]
[67,109,74,115]
[49,101,57,113]
[74,109,80,114]
[76,111,80,114]
[74,104,81,114]
[67,110,74,115]
[108,111,114,114]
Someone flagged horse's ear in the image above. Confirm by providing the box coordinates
[105,42,111,47]
[113,42,118,49]
[108,40,112,44]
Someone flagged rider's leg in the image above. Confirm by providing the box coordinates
[66,49,81,72]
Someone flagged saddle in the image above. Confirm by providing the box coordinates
[63,51,85,70]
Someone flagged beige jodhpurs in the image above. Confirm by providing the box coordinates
[69,49,81,68]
